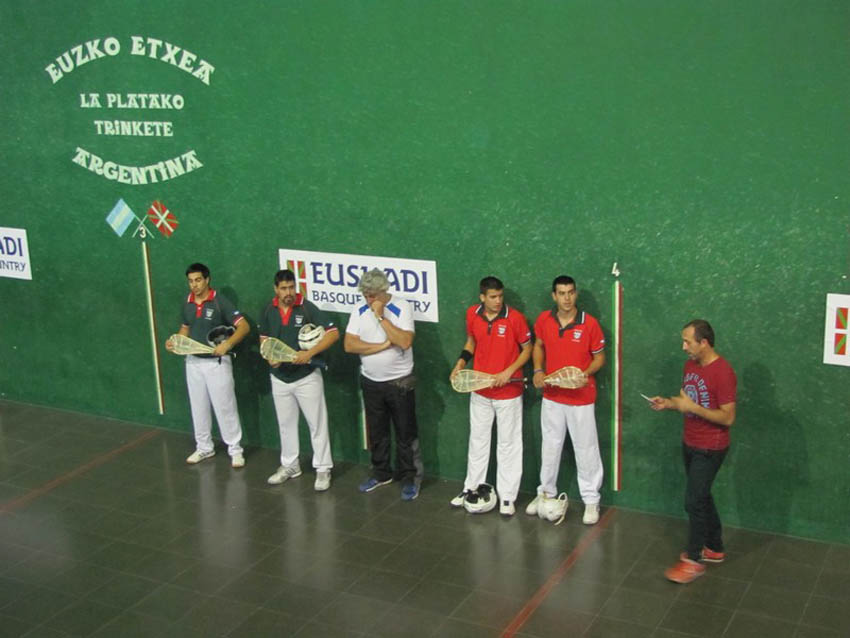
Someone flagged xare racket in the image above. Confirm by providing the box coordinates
[543,366,587,389]
[451,369,526,393]
[168,334,215,355]
[260,337,298,363]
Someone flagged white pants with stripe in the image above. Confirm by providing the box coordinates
[463,393,523,502]
[270,369,333,471]
[538,399,602,504]
[185,355,243,457]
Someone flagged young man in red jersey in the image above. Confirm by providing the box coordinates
[528,276,605,525]
[450,276,532,516]
[651,319,737,584]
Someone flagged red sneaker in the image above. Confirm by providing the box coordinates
[665,554,706,584]
[701,547,725,563]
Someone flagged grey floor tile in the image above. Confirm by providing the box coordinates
[752,557,820,593]
[673,573,748,609]
[736,583,809,623]
[434,618,505,638]
[376,545,444,577]
[767,536,830,568]
[0,613,35,638]
[800,595,850,634]
[171,596,258,637]
[346,567,421,603]
[226,607,304,636]
[369,603,448,638]
[584,616,655,638]
[723,611,797,638]
[317,592,393,631]
[514,603,595,638]
[814,568,850,600]
[131,583,203,622]
[263,580,339,619]
[0,584,79,625]
[90,610,177,638]
[87,573,162,609]
[449,590,524,630]
[42,598,123,637]
[539,575,616,614]
[658,600,733,637]
[600,587,675,627]
[399,578,470,615]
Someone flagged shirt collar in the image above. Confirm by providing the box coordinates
[272,293,303,308]
[477,303,508,321]
[187,288,216,304]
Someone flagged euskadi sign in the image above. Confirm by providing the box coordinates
[0,227,33,280]
[278,249,439,323]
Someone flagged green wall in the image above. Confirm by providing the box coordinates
[1,0,848,543]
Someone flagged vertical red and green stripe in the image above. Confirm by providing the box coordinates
[611,280,623,491]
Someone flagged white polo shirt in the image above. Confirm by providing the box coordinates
[346,296,415,382]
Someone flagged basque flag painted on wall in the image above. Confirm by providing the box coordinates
[835,307,848,355]
[147,200,178,237]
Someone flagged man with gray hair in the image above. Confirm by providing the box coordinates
[344,268,422,500]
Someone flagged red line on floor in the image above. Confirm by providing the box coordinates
[501,506,618,638]
[0,429,160,514]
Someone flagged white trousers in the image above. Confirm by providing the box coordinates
[538,399,602,504]
[185,355,243,456]
[270,369,333,471]
[463,393,523,502]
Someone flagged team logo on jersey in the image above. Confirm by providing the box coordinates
[204,307,214,319]
[498,325,506,336]
[573,329,583,340]
[295,315,304,326]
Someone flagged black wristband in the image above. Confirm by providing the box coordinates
[459,349,473,363]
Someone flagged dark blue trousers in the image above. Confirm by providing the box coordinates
[683,443,728,561]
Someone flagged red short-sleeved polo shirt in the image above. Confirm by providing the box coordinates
[534,310,604,406]
[466,304,531,400]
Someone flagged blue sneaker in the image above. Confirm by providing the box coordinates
[359,477,393,493]
[401,482,420,501]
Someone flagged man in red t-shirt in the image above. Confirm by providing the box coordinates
[650,319,737,584]
[449,276,532,516]
[528,276,606,525]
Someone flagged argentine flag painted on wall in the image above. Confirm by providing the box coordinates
[105,199,135,237]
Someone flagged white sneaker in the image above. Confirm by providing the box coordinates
[231,454,245,468]
[314,470,331,492]
[449,490,472,507]
[500,500,515,517]
[267,465,302,485]
[525,495,541,516]
[583,503,600,525]
[186,449,215,464]
[450,490,472,508]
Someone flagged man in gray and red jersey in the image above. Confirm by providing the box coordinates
[165,262,249,468]
[259,269,338,491]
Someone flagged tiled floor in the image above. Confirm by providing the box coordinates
[0,400,847,637]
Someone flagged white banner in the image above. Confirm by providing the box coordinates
[278,249,439,322]
[0,227,32,280]
[823,293,850,367]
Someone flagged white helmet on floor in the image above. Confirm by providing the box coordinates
[538,492,568,525]
[463,483,498,514]
[298,323,325,350]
